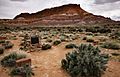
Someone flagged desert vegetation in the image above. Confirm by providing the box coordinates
[0,25,120,77]
[61,44,109,77]
[1,52,26,67]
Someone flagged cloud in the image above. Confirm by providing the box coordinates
[88,1,120,20]
[0,0,120,21]
[112,16,120,21]
[94,0,120,4]
[10,0,28,2]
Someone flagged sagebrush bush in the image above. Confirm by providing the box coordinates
[2,41,14,49]
[61,44,109,77]
[98,28,111,33]
[1,52,26,67]
[86,32,94,36]
[60,36,66,42]
[65,43,77,49]
[83,37,87,40]
[0,40,5,44]
[114,31,120,37]
[46,39,52,43]
[101,42,120,50]
[53,40,61,45]
[111,53,120,56]
[86,27,98,33]
[86,38,94,42]
[86,27,111,33]
[10,64,34,77]
[0,46,5,54]
[4,43,14,49]
[42,44,51,50]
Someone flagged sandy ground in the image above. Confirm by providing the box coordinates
[0,38,120,77]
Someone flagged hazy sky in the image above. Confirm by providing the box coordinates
[0,0,120,21]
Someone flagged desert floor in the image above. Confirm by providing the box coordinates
[0,36,120,77]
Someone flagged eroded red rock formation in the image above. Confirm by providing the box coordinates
[0,4,118,26]
[14,4,90,19]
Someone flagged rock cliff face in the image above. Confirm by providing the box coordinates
[0,4,118,26]
[14,4,90,19]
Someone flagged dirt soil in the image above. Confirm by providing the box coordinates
[0,38,120,77]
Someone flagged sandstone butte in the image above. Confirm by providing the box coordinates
[0,4,119,26]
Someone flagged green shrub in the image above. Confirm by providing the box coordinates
[53,40,61,45]
[61,44,109,77]
[83,37,87,40]
[1,52,26,67]
[86,38,94,42]
[114,31,120,37]
[10,36,17,40]
[65,43,77,49]
[86,32,94,36]
[2,41,14,49]
[42,44,51,50]
[0,40,5,44]
[111,53,120,56]
[10,64,34,77]
[0,46,5,54]
[60,36,66,42]
[101,42,120,50]
[4,43,14,49]
[86,27,111,33]
[98,28,111,33]
[98,36,109,42]
[43,36,48,39]
[19,46,29,51]
[86,27,97,33]
[46,39,52,43]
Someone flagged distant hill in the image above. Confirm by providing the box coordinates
[0,4,120,26]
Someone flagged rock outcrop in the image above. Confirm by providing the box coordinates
[0,4,119,26]
[14,4,90,19]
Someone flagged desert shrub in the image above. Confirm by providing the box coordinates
[10,36,17,40]
[10,64,34,77]
[114,31,120,37]
[101,42,120,50]
[1,52,26,67]
[2,41,14,49]
[86,32,94,36]
[65,43,77,49]
[98,36,109,42]
[43,36,48,39]
[77,28,83,32]
[0,46,5,54]
[86,27,111,33]
[53,40,61,45]
[98,28,111,33]
[86,38,94,42]
[4,43,14,49]
[24,34,29,40]
[42,44,51,50]
[60,36,66,42]
[111,53,120,56]
[46,39,52,43]
[61,44,109,77]
[0,40,5,44]
[71,36,77,40]
[94,33,100,36]
[20,34,30,51]
[83,37,87,40]
[20,46,29,51]
[20,42,25,46]
[86,27,98,33]
[111,31,120,39]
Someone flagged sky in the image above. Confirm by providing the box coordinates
[0,0,120,21]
